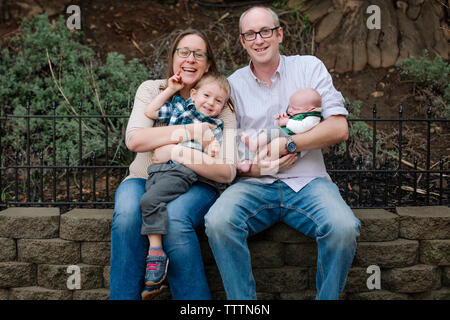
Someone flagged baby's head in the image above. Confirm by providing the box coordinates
[190,73,231,118]
[287,88,322,116]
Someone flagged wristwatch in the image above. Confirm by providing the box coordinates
[285,136,297,153]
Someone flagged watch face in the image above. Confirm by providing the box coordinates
[287,142,296,153]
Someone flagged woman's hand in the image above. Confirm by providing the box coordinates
[152,144,176,164]
[205,138,220,158]
[186,122,217,150]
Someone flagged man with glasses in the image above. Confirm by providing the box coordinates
[205,6,361,300]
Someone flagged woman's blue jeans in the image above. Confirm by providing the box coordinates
[110,178,219,300]
[205,178,361,300]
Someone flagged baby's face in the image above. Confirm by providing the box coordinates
[191,82,228,117]
[287,91,321,116]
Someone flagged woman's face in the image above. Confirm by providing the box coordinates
[172,34,211,90]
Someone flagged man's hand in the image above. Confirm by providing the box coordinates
[241,137,296,177]
[256,136,289,161]
[246,153,297,177]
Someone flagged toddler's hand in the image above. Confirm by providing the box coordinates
[275,113,289,127]
[167,71,185,92]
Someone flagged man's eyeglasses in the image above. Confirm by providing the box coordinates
[175,47,208,61]
[241,26,280,41]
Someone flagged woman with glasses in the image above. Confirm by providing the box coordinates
[110,29,236,300]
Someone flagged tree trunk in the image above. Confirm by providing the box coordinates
[292,0,449,73]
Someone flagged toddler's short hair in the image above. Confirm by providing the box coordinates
[194,73,231,99]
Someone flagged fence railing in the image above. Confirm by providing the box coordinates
[0,104,448,212]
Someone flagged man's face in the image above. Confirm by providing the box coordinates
[239,8,283,66]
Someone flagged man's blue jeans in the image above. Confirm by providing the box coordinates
[204,178,361,300]
[110,178,218,300]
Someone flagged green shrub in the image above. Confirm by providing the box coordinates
[0,13,149,164]
[334,99,383,161]
[395,50,449,119]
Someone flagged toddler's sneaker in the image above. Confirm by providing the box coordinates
[141,283,168,300]
[144,252,169,286]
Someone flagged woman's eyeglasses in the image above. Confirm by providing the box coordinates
[175,47,208,61]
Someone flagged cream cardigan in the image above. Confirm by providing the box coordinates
[124,79,237,187]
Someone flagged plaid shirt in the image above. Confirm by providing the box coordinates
[156,95,224,151]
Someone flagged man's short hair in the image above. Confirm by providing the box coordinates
[238,6,280,34]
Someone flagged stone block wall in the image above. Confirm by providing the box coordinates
[0,206,449,300]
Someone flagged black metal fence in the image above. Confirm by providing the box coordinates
[0,103,448,212]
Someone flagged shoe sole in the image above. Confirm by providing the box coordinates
[145,257,169,286]
[141,285,168,300]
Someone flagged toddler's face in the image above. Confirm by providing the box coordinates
[191,82,228,117]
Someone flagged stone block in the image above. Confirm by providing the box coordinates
[344,267,372,293]
[37,264,104,290]
[346,290,410,300]
[354,209,399,241]
[60,209,113,241]
[443,267,450,286]
[412,288,450,300]
[9,286,72,300]
[211,291,226,300]
[0,208,59,239]
[0,289,9,300]
[17,238,80,264]
[284,243,317,267]
[81,242,110,265]
[248,241,284,268]
[279,290,317,300]
[0,262,36,288]
[205,265,224,292]
[72,288,110,300]
[199,240,215,266]
[354,239,419,268]
[397,206,450,239]
[103,266,110,289]
[255,292,277,300]
[0,238,16,261]
[420,240,450,266]
[262,222,313,243]
[384,264,441,293]
[253,267,309,293]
